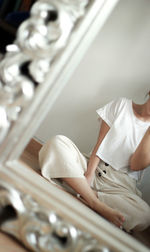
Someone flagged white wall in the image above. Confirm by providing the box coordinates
[35,0,150,204]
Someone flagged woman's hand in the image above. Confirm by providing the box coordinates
[84,171,94,186]
[105,208,125,229]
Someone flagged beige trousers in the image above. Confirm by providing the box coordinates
[39,135,150,232]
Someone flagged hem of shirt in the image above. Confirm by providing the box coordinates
[96,152,139,181]
[96,152,117,169]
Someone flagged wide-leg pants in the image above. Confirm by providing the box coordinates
[39,135,150,232]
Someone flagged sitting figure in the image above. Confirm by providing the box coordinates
[39,92,150,232]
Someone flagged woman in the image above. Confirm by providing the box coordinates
[39,92,150,232]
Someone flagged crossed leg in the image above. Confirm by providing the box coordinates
[39,135,125,228]
[63,177,125,228]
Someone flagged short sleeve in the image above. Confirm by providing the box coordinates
[96,98,124,127]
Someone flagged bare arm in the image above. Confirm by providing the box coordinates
[85,120,110,185]
[130,127,150,171]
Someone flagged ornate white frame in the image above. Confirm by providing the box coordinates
[0,0,149,251]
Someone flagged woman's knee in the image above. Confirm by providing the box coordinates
[50,135,67,146]
[39,135,67,163]
[46,135,72,151]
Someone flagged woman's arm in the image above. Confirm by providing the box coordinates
[130,127,150,171]
[85,120,110,185]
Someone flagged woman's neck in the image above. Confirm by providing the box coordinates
[133,99,150,122]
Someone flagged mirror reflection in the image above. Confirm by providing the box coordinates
[18,0,150,248]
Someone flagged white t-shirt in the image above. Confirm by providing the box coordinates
[96,97,150,181]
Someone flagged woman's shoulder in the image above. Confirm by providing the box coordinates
[111,97,131,116]
[115,96,129,103]
[111,96,129,109]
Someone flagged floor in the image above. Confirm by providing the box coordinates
[0,232,29,252]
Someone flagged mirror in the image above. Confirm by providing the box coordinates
[0,0,150,251]
[35,0,150,247]
[35,0,150,209]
